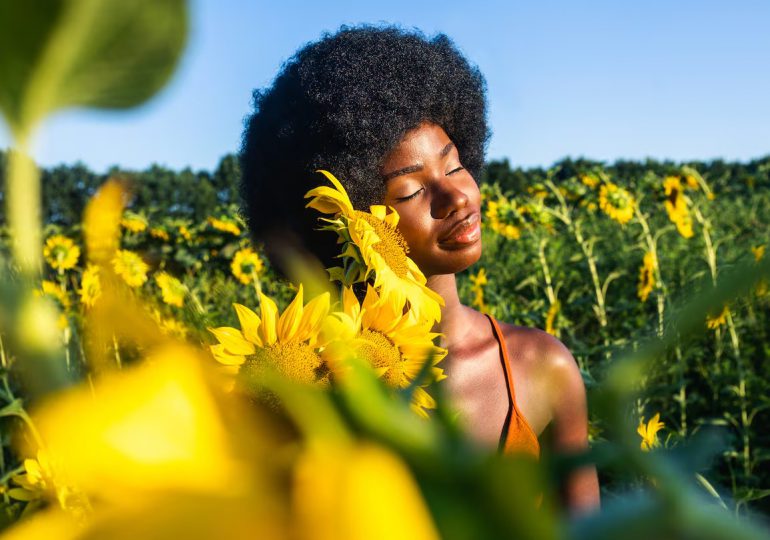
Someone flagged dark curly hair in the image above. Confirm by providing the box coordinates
[240,24,490,272]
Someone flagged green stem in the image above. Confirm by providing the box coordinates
[6,146,42,275]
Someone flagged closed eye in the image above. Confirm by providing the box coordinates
[396,187,424,202]
[447,166,464,175]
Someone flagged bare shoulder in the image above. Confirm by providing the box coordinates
[500,323,579,380]
[498,322,586,434]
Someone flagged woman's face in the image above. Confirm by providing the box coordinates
[381,122,482,277]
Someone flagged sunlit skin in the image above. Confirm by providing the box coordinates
[381,122,601,515]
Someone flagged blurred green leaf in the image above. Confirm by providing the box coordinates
[0,0,188,139]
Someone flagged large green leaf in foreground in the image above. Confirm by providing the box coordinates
[0,0,188,139]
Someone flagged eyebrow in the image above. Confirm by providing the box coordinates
[382,142,455,182]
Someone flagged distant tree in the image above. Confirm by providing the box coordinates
[212,153,241,206]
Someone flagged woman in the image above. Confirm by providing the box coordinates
[240,25,600,514]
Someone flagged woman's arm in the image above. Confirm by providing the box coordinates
[543,337,601,516]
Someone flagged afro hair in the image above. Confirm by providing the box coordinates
[240,24,490,271]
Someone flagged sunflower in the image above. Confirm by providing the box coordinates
[706,305,729,330]
[544,300,560,336]
[598,183,635,225]
[43,235,81,271]
[230,247,264,285]
[663,176,694,239]
[121,212,148,233]
[469,268,488,312]
[340,286,447,417]
[580,174,599,188]
[112,249,149,288]
[150,227,170,242]
[209,286,334,388]
[38,280,70,310]
[79,265,102,308]
[305,170,444,323]
[637,251,656,303]
[207,217,241,236]
[637,413,665,451]
[155,272,186,307]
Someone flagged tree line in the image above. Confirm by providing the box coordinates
[0,149,768,227]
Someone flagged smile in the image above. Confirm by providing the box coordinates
[438,212,481,248]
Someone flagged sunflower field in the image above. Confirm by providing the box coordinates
[1,1,770,539]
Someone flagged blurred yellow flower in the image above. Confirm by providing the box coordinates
[208,216,241,236]
[24,347,244,499]
[38,280,70,309]
[112,249,149,288]
[209,286,333,387]
[121,212,148,233]
[469,268,488,312]
[178,225,193,242]
[79,264,102,308]
[638,412,665,451]
[305,170,444,324]
[150,227,170,241]
[43,235,80,271]
[663,176,694,239]
[637,251,656,303]
[340,286,447,417]
[752,245,765,262]
[155,272,186,307]
[231,247,264,285]
[580,174,599,188]
[706,305,730,330]
[544,301,560,336]
[598,183,635,225]
[293,443,440,540]
[83,179,129,265]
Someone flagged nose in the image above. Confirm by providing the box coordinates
[431,182,469,220]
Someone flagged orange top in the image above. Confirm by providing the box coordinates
[486,314,541,458]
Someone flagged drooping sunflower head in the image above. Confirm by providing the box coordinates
[637,251,657,303]
[43,235,81,271]
[598,183,635,225]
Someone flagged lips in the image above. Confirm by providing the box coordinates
[438,211,481,246]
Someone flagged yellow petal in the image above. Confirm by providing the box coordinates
[304,170,354,216]
[369,205,387,220]
[210,344,246,366]
[207,327,255,355]
[297,292,331,342]
[259,292,278,346]
[233,304,262,347]
[277,285,304,341]
[342,287,361,319]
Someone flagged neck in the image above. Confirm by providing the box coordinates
[427,273,472,349]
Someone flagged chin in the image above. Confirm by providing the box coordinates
[419,240,483,277]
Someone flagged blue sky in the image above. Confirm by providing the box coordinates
[2,0,769,172]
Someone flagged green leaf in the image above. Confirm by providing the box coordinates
[0,0,188,139]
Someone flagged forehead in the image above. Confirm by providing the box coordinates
[383,122,453,166]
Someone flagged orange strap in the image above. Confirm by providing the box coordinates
[485,314,541,457]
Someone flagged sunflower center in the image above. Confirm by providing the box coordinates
[244,342,328,386]
[357,330,403,386]
[356,211,410,278]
